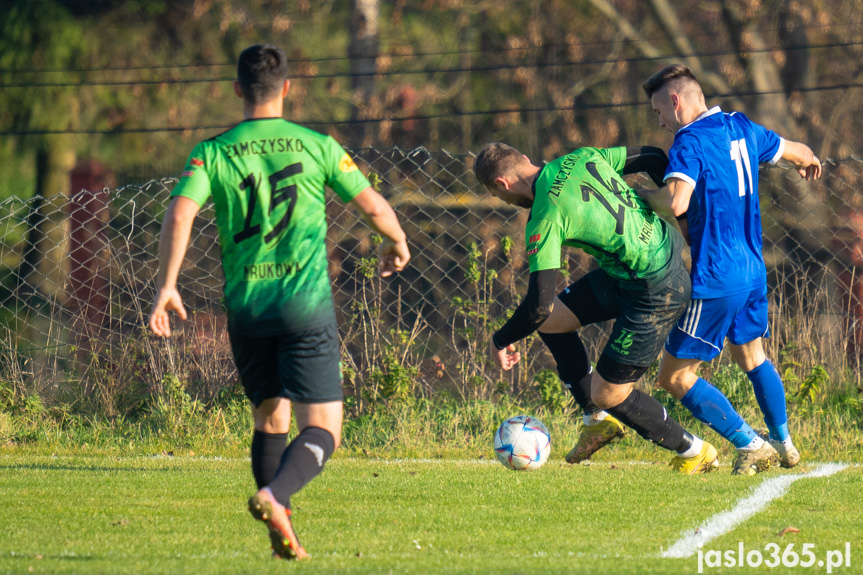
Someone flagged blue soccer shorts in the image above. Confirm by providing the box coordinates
[664,284,770,361]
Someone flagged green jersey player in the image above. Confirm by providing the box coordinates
[148,44,410,560]
[474,142,718,473]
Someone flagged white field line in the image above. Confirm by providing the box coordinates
[662,463,850,559]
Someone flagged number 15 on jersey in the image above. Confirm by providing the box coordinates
[233,162,303,246]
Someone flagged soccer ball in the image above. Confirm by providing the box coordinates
[493,415,551,470]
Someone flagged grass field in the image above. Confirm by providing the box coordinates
[1,455,859,574]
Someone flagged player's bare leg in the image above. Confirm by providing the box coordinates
[294,401,343,450]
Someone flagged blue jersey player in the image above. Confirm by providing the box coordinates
[641,65,821,476]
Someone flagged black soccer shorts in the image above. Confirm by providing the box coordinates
[557,251,691,384]
[229,323,343,406]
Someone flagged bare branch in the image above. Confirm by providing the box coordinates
[589,0,743,108]
[647,0,736,97]
[720,0,796,136]
[586,0,661,58]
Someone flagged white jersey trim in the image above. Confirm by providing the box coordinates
[769,137,786,165]
[680,106,722,131]
[664,171,697,188]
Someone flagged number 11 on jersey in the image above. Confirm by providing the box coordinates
[730,138,754,197]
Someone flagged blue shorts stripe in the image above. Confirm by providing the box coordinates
[682,301,693,333]
[682,299,702,335]
[666,286,769,361]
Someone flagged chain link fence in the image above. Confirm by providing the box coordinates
[1,148,862,411]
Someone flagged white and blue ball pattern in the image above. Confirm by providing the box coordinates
[493,415,551,470]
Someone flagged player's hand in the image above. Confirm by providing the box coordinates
[379,237,410,277]
[490,340,520,371]
[797,155,822,181]
[148,287,188,338]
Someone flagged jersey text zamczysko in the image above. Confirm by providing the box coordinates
[527,147,676,282]
[172,118,370,336]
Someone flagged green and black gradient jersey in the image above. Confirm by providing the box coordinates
[492,146,675,349]
[171,118,370,337]
[526,146,673,281]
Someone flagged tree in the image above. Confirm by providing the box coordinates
[348,0,380,146]
[0,1,85,297]
[584,0,841,268]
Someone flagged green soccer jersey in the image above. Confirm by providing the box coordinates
[171,118,370,336]
[526,147,674,282]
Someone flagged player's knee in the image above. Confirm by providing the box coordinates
[729,340,766,372]
[592,392,616,410]
[537,297,581,334]
[254,415,292,435]
[305,423,341,450]
[590,357,641,408]
[656,355,700,400]
[594,392,626,410]
[252,397,293,434]
[656,365,682,391]
[315,423,341,450]
[591,382,631,410]
[737,352,766,373]
[655,369,673,389]
[658,370,695,400]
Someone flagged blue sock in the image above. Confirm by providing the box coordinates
[747,360,789,441]
[680,378,759,449]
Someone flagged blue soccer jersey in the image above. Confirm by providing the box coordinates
[664,106,784,299]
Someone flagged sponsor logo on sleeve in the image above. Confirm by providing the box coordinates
[190,158,204,167]
[339,153,359,173]
[181,170,194,177]
[526,233,541,256]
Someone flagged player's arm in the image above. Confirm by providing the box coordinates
[350,186,411,277]
[634,187,674,219]
[634,185,690,247]
[665,177,694,245]
[613,145,677,221]
[149,196,199,337]
[621,146,668,187]
[490,269,558,370]
[781,140,822,181]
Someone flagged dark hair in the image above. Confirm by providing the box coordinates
[237,44,289,104]
[473,142,525,188]
[642,64,700,98]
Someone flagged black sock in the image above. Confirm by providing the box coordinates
[251,430,288,489]
[268,426,336,510]
[606,389,694,452]
[538,331,598,415]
